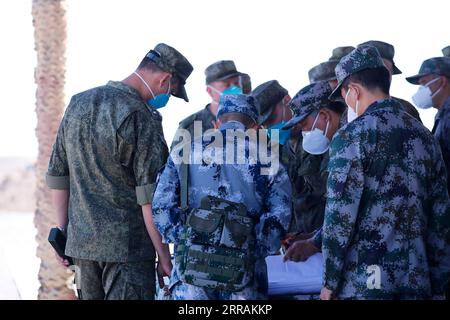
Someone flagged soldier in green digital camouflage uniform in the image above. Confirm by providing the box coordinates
[171,60,246,150]
[320,45,450,300]
[280,81,346,262]
[46,43,193,300]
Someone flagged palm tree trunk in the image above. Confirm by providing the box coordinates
[32,0,75,300]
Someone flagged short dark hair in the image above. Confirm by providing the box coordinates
[218,113,255,128]
[326,101,346,115]
[342,67,391,95]
[137,57,163,72]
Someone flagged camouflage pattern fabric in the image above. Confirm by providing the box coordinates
[432,96,450,194]
[406,57,450,85]
[152,120,292,300]
[322,98,450,299]
[47,81,169,262]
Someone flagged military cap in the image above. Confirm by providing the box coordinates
[442,46,450,57]
[329,45,387,100]
[308,61,339,83]
[240,73,252,94]
[358,40,401,74]
[251,80,288,125]
[282,81,332,130]
[406,57,450,85]
[145,43,193,102]
[205,60,242,85]
[308,46,355,83]
[217,94,258,123]
[328,46,355,62]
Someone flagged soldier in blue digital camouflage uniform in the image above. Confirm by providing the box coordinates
[152,94,292,300]
[46,43,193,299]
[320,45,450,300]
[406,57,450,195]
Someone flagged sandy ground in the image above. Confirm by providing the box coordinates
[0,212,40,300]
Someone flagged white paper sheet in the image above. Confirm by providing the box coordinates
[266,253,323,295]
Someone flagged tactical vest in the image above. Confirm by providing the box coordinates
[175,163,256,292]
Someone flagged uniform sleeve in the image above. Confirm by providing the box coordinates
[322,131,364,292]
[311,227,323,249]
[427,140,450,295]
[256,164,292,257]
[152,156,182,244]
[117,110,168,205]
[435,110,450,193]
[46,114,70,189]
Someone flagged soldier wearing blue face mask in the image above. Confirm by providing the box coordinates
[171,60,248,150]
[46,43,193,300]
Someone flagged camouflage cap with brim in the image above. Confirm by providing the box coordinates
[205,60,242,85]
[308,60,339,83]
[443,46,450,57]
[406,57,450,85]
[358,40,402,74]
[251,80,288,125]
[329,46,355,62]
[217,94,259,123]
[329,45,387,101]
[147,43,193,102]
[282,81,332,130]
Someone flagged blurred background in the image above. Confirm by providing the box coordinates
[0,0,447,299]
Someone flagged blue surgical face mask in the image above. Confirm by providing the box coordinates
[267,122,292,145]
[208,85,243,104]
[134,71,171,109]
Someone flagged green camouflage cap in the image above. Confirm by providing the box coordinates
[308,46,355,83]
[146,43,193,102]
[328,46,355,62]
[251,80,288,125]
[216,94,259,123]
[406,57,450,85]
[358,40,402,74]
[442,46,450,57]
[205,60,242,85]
[282,81,332,130]
[308,61,339,83]
[329,45,387,100]
[240,73,252,94]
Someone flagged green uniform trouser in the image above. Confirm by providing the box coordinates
[73,258,155,300]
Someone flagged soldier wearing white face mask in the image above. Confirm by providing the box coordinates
[407,57,450,196]
[280,81,346,262]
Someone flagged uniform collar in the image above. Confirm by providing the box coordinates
[365,97,400,115]
[107,81,144,100]
[436,96,450,121]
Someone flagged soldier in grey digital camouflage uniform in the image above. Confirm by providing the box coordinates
[46,43,193,300]
[171,60,246,150]
[320,45,450,300]
[152,94,292,300]
[407,57,450,196]
[358,40,422,122]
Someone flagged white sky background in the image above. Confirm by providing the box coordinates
[0,0,448,158]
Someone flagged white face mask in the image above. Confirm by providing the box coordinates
[345,87,359,123]
[302,113,330,155]
[412,77,442,109]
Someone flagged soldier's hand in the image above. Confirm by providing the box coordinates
[320,287,333,300]
[283,239,319,262]
[54,251,70,268]
[157,258,172,289]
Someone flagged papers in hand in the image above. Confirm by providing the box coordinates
[266,253,323,295]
